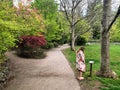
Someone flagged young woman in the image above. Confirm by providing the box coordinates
[76,46,86,80]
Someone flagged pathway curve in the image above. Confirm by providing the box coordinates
[4,44,81,90]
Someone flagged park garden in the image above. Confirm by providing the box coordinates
[0,0,120,90]
[63,44,120,90]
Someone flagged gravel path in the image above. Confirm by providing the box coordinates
[4,45,81,90]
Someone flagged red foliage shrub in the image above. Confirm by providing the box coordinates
[18,35,47,48]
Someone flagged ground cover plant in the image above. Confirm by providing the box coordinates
[62,44,120,90]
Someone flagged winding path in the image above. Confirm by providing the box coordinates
[4,44,81,90]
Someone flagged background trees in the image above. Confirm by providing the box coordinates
[86,0,102,40]
[59,0,120,78]
[110,17,120,42]
[59,0,96,50]
[0,1,45,57]
[33,0,69,48]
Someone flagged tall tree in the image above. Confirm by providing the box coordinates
[87,0,102,39]
[100,0,111,77]
[59,0,96,50]
[97,0,120,78]
[33,0,66,44]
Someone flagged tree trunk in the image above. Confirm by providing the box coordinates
[100,0,111,77]
[70,25,75,51]
[70,5,76,51]
[100,32,111,76]
[97,0,117,78]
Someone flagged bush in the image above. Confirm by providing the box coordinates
[17,35,47,59]
[41,41,59,49]
[0,56,9,89]
[17,47,46,59]
[18,35,47,48]
[76,36,87,45]
[53,42,59,47]
[0,32,16,55]
[41,42,54,49]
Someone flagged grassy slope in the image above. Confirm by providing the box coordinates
[62,44,120,90]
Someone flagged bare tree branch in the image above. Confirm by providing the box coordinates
[75,27,91,40]
[106,5,120,33]
[60,0,72,24]
[59,0,100,50]
[72,0,82,11]
[73,8,101,26]
[75,13,97,39]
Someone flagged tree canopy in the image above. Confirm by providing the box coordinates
[0,1,45,56]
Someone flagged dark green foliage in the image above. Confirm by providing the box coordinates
[76,36,87,45]
[41,42,54,49]
[17,48,46,59]
[0,56,9,89]
[92,23,100,39]
[53,42,59,47]
[87,0,102,40]
[59,34,69,44]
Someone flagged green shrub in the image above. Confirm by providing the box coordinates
[53,42,59,47]
[58,34,69,44]
[17,47,46,59]
[0,32,16,55]
[42,42,54,49]
[0,1,45,57]
[76,36,87,45]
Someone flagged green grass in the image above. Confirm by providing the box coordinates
[62,44,120,90]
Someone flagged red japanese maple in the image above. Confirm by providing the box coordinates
[18,35,47,48]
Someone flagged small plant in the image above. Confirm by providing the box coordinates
[17,35,47,59]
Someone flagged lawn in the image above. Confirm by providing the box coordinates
[62,44,120,90]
